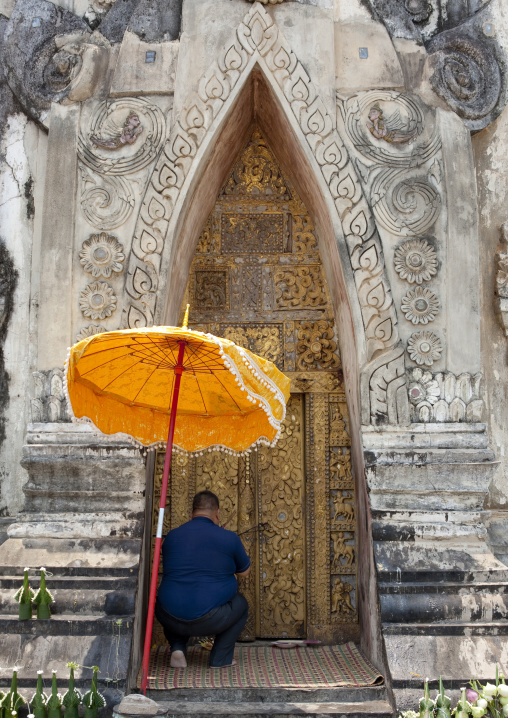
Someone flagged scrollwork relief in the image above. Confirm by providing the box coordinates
[371,171,441,237]
[221,325,283,368]
[79,168,134,231]
[296,321,341,371]
[79,98,166,176]
[274,267,327,308]
[221,130,291,199]
[194,269,229,309]
[339,91,442,236]
[427,31,502,132]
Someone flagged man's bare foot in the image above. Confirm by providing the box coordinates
[170,650,187,668]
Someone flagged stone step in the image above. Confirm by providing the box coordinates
[380,590,508,623]
[383,621,508,635]
[0,613,134,635]
[0,574,137,590]
[133,699,394,718]
[146,686,387,704]
[378,580,508,592]
[0,586,135,615]
[0,537,141,573]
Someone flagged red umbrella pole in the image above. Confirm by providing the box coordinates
[141,340,187,694]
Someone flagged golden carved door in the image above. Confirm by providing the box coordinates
[151,128,358,643]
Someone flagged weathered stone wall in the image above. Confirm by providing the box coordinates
[473,105,508,557]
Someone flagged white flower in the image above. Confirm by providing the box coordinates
[79,282,117,320]
[79,233,125,278]
[401,286,440,324]
[394,238,438,284]
[407,331,443,366]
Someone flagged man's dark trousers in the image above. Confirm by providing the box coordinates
[155,592,248,667]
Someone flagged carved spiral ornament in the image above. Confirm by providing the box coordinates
[428,33,502,127]
[403,0,432,23]
[373,173,441,237]
[80,173,134,231]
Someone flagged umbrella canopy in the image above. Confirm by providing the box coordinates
[66,325,290,453]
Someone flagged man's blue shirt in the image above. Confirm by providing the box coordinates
[157,516,251,620]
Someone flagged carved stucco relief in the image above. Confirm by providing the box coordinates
[338,90,476,417]
[75,96,168,339]
[121,3,408,427]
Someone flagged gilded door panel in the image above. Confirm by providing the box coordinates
[257,394,305,638]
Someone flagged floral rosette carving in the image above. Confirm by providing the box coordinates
[79,282,117,320]
[79,233,125,278]
[76,324,107,342]
[394,238,438,284]
[407,330,442,366]
[408,368,440,406]
[401,286,439,324]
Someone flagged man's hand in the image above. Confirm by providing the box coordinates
[236,565,251,578]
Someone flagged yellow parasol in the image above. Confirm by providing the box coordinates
[65,306,290,692]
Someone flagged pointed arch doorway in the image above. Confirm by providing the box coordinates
[151,126,359,645]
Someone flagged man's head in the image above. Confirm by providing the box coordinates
[192,490,220,524]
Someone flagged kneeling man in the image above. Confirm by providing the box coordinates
[156,490,250,668]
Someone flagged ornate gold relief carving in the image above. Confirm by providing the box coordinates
[287,372,344,394]
[257,395,305,637]
[221,325,283,369]
[221,213,285,254]
[221,130,291,200]
[274,267,327,308]
[195,452,239,531]
[296,321,341,371]
[293,215,318,253]
[194,269,229,310]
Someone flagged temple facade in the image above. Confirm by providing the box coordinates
[1,0,508,710]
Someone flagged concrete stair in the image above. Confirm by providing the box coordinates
[0,556,141,707]
[136,686,394,718]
